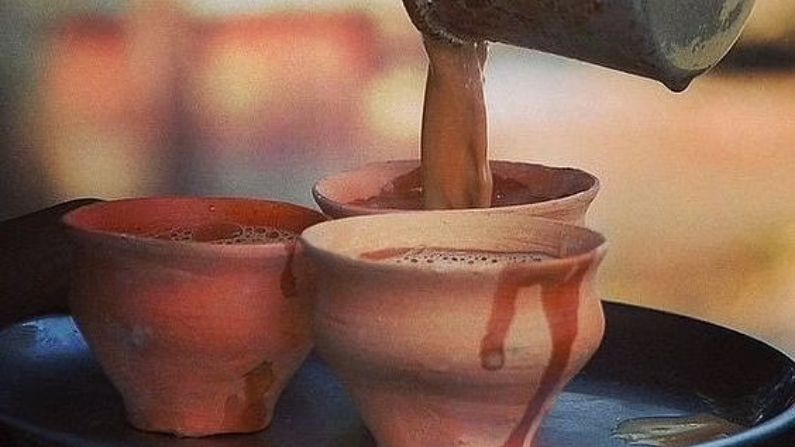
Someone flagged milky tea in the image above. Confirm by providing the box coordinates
[144,222,297,245]
[362,247,556,265]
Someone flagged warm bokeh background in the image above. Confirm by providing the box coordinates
[1,1,794,351]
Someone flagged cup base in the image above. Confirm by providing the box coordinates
[122,380,274,438]
[343,379,554,447]
[126,402,271,438]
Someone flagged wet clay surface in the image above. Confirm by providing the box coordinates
[361,246,583,446]
[485,267,586,446]
[280,243,297,298]
[349,168,556,210]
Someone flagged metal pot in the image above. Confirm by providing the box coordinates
[402,0,756,91]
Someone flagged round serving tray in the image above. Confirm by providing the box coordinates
[1,302,794,447]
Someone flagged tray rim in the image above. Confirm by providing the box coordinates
[1,301,794,447]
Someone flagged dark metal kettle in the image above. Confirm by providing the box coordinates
[402,0,756,91]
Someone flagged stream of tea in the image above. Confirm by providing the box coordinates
[420,37,492,209]
[414,35,576,447]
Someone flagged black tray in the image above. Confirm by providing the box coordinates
[1,302,794,447]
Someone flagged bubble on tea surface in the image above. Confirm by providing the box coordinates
[192,222,244,242]
[368,247,555,265]
[145,223,296,244]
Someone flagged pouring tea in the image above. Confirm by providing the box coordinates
[400,0,756,210]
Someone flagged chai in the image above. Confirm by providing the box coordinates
[420,37,492,209]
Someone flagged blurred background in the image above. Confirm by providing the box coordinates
[1,1,794,352]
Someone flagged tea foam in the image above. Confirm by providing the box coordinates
[363,247,555,265]
[145,223,296,245]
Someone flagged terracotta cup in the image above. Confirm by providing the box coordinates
[299,211,607,447]
[62,197,326,437]
[312,160,599,224]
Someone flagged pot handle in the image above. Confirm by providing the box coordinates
[0,199,102,329]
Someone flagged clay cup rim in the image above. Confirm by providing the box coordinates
[300,211,608,278]
[62,196,327,258]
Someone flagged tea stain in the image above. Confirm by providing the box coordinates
[613,414,745,447]
[235,359,275,423]
[244,360,275,397]
[479,265,586,447]
[478,270,521,371]
[281,243,297,298]
[359,247,416,261]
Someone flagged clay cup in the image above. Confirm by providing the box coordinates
[299,211,607,447]
[312,160,599,224]
[63,197,326,437]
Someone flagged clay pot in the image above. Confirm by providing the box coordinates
[299,211,607,447]
[312,160,599,224]
[62,197,326,437]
